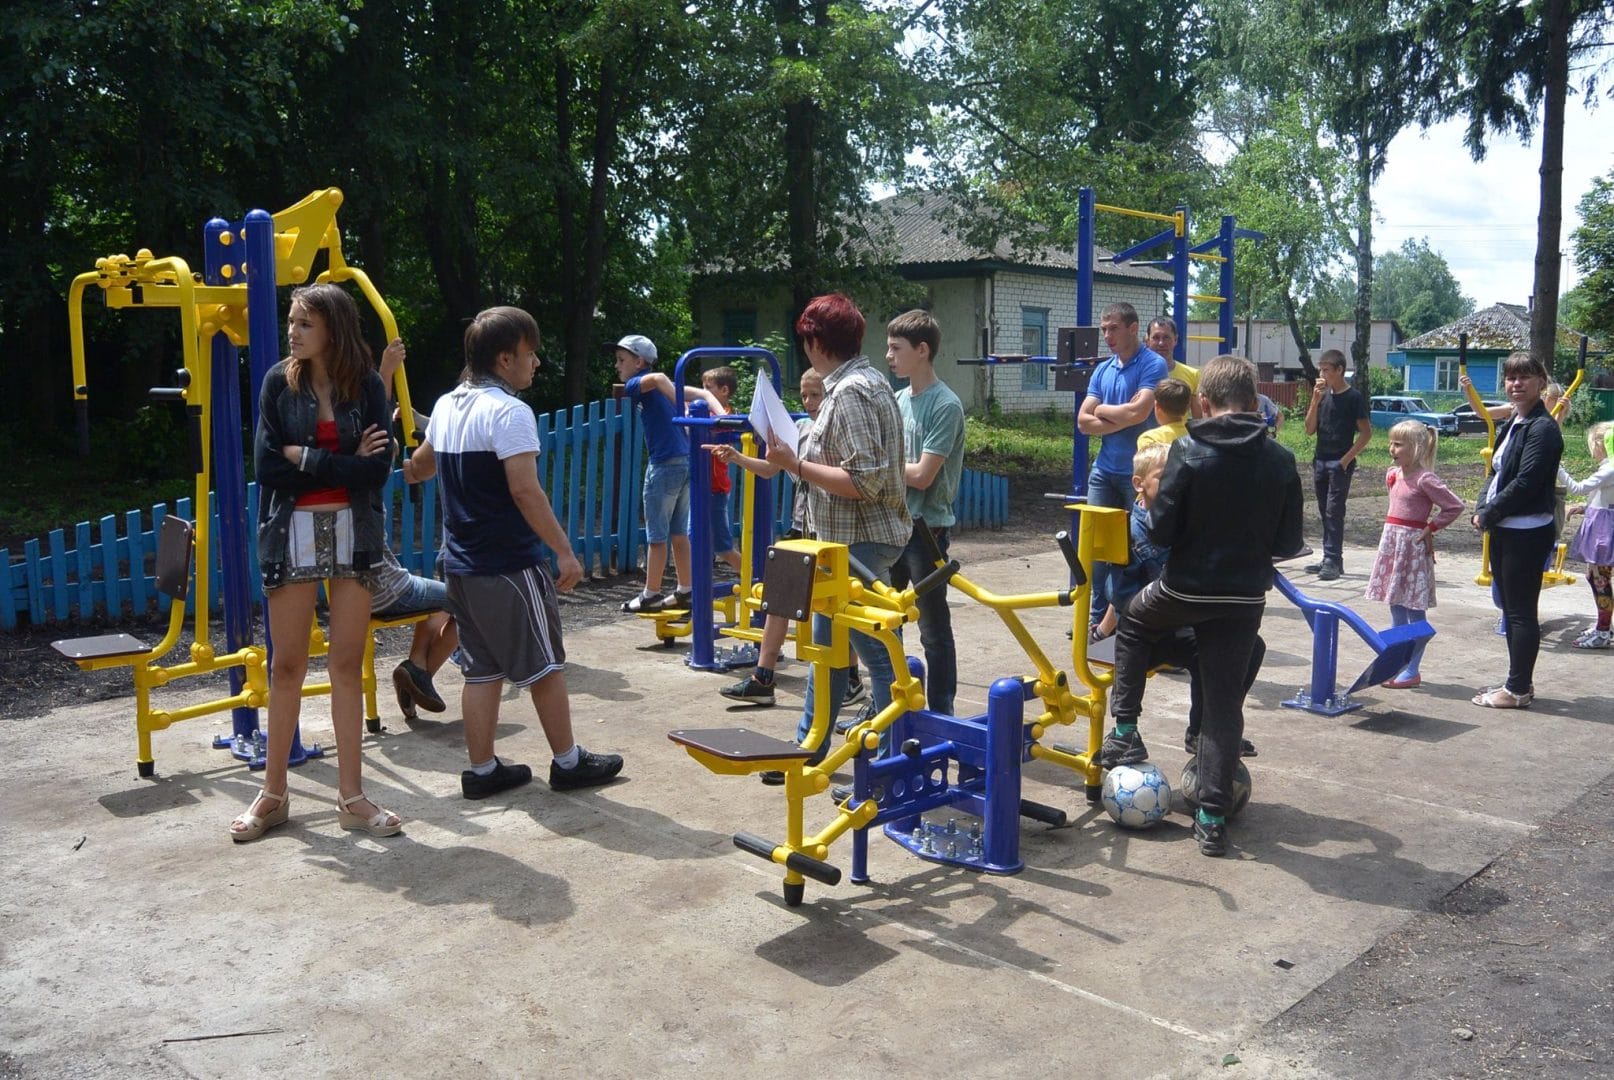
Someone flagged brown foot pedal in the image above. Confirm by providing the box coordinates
[668,727,814,776]
[1086,633,1117,668]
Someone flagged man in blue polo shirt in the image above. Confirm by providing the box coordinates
[1077,301,1168,625]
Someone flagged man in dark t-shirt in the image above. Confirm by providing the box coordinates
[1301,349,1371,580]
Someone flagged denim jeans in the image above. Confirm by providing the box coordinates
[1311,458,1357,563]
[1086,465,1134,623]
[888,525,956,714]
[795,541,904,746]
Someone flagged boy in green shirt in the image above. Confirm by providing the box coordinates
[885,310,965,714]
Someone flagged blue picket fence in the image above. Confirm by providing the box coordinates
[4,398,1007,630]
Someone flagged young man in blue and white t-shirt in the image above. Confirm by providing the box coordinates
[405,306,623,799]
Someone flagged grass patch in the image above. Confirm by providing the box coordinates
[965,408,1598,506]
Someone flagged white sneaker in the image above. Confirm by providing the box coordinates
[1572,628,1612,650]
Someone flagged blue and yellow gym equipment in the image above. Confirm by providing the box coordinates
[62,188,407,774]
[630,346,784,671]
[1271,571,1434,716]
[670,508,1128,906]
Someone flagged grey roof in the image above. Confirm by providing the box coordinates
[872,192,1171,284]
[1399,303,1588,352]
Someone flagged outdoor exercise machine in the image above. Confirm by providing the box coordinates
[59,187,411,774]
[1460,332,1587,591]
[1271,570,1434,717]
[627,347,784,671]
[668,508,1128,906]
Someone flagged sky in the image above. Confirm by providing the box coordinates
[1372,96,1614,312]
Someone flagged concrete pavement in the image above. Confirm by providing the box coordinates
[1,540,1608,1078]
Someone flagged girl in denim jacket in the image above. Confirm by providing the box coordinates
[230,284,399,842]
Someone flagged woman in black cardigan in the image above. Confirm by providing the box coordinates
[1471,352,1565,708]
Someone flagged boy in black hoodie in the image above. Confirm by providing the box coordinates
[1101,355,1304,856]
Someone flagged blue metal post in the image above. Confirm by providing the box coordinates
[202,218,260,753]
[1220,215,1237,354]
[1070,187,1096,544]
[685,398,715,668]
[980,677,1026,874]
[1172,205,1190,362]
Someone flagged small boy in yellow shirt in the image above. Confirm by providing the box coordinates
[1136,377,1191,450]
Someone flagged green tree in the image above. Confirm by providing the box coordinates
[926,0,1215,253]
[1372,238,1474,335]
[1419,0,1614,365]
[1566,169,1614,343]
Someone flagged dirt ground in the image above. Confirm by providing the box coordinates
[3,462,1611,1078]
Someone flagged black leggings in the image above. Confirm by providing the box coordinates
[1490,524,1557,694]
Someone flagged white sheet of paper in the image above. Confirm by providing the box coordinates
[748,376,798,455]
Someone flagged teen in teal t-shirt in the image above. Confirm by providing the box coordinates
[900,381,965,527]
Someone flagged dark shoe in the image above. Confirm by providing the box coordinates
[1304,558,1327,573]
[1097,727,1148,768]
[393,659,445,714]
[462,757,533,800]
[623,592,667,614]
[843,677,868,707]
[759,770,785,786]
[1182,732,1258,757]
[549,748,624,791]
[720,674,776,706]
[1194,817,1228,857]
[665,590,693,610]
[391,664,418,722]
[835,701,876,736]
[1317,561,1342,581]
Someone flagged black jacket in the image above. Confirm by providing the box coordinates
[1473,403,1564,529]
[1149,412,1305,602]
[254,361,393,578]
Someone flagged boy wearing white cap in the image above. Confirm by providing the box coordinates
[614,334,724,611]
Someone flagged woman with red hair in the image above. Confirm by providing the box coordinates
[754,293,911,782]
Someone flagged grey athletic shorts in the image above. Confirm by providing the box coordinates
[447,566,566,687]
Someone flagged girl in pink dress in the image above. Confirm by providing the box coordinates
[1366,420,1465,688]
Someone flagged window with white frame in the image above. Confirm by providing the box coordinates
[1021,307,1049,390]
[1434,355,1459,392]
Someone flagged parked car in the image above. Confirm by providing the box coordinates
[1369,396,1460,437]
[1448,399,1509,435]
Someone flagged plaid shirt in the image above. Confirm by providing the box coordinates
[801,355,911,547]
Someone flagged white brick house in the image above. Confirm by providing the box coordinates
[690,192,1170,414]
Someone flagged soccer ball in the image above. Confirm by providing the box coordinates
[1178,756,1252,818]
[1101,763,1174,829]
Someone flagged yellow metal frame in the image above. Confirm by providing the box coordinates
[677,504,1131,896]
[64,188,408,764]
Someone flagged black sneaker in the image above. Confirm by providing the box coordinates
[549,748,624,791]
[1182,732,1258,757]
[622,592,667,614]
[1194,817,1228,857]
[1304,558,1327,573]
[1097,727,1148,768]
[393,659,446,714]
[720,674,776,706]
[759,770,785,786]
[835,701,876,735]
[1317,560,1342,581]
[665,590,693,610]
[461,757,533,800]
[843,677,868,707]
